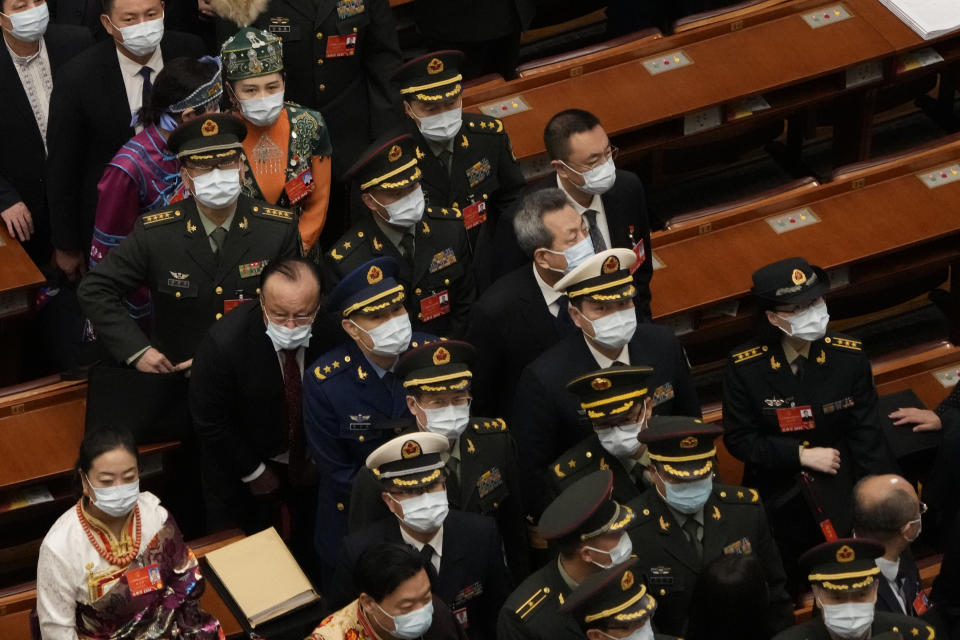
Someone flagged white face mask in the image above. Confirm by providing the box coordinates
[582,308,637,349]
[565,157,617,195]
[86,474,140,517]
[189,167,242,209]
[544,235,595,274]
[820,601,875,639]
[600,622,654,640]
[2,3,49,42]
[776,300,829,342]
[390,490,449,533]
[265,321,312,351]
[240,92,285,127]
[375,187,425,228]
[112,15,164,58]
[417,400,471,440]
[353,313,413,357]
[377,600,434,640]
[583,532,633,569]
[597,417,645,458]
[416,106,462,143]
[661,475,713,515]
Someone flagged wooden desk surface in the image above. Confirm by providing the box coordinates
[0,226,43,296]
[649,158,960,319]
[468,3,892,161]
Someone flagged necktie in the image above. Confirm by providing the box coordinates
[436,148,453,175]
[682,518,703,561]
[555,295,574,329]
[583,209,607,251]
[138,66,154,111]
[282,349,306,482]
[420,543,438,578]
[211,226,228,255]
[400,232,415,260]
[445,456,461,505]
[794,354,807,380]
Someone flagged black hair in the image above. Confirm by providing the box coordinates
[852,476,917,539]
[260,257,323,297]
[100,0,115,13]
[685,554,771,640]
[139,57,221,127]
[76,425,140,476]
[355,542,429,602]
[543,109,602,161]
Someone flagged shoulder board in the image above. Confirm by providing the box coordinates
[513,586,554,621]
[550,439,605,480]
[471,417,508,433]
[311,348,354,381]
[251,204,295,222]
[327,228,371,263]
[425,206,462,221]
[714,484,761,505]
[823,335,863,352]
[731,344,767,365]
[463,114,505,134]
[889,622,935,640]
[141,209,182,228]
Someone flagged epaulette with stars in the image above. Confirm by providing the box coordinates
[140,208,183,228]
[424,206,463,221]
[714,483,762,505]
[822,332,863,352]
[327,228,379,263]
[890,621,935,640]
[730,342,768,366]
[470,417,508,434]
[250,203,295,223]
[310,346,356,382]
[463,113,506,134]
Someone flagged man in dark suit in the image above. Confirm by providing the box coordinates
[392,51,525,290]
[348,340,529,582]
[852,474,929,618]
[189,258,340,560]
[494,109,653,320]
[512,248,700,517]
[46,0,204,281]
[328,432,512,640]
[465,189,588,418]
[1,0,92,265]
[324,134,476,338]
[78,115,301,370]
[625,417,793,637]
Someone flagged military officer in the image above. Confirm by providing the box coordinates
[329,432,512,640]
[210,0,404,178]
[512,248,700,517]
[560,558,676,640]
[303,256,434,585]
[499,470,637,640]
[772,539,936,640]
[324,133,476,338]
[348,340,529,581]
[392,51,525,289]
[78,114,300,371]
[624,416,793,637]
[721,257,896,591]
[547,366,654,506]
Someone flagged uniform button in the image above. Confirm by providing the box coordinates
[337,502,344,511]
[316,31,323,38]
[256,288,261,294]
[415,288,422,295]
[660,589,666,596]
[352,27,358,32]
[358,435,365,442]
[493,502,499,508]
[418,313,424,319]
[318,83,326,91]
[444,278,450,285]
[316,58,323,65]
[215,313,223,320]
[175,291,181,298]
[215,286,223,295]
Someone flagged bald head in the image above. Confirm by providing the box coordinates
[852,474,918,541]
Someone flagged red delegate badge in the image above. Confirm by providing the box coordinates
[629,240,646,274]
[776,405,815,433]
[913,591,930,616]
[420,290,451,322]
[224,298,254,314]
[284,169,314,204]
[325,33,357,58]
[462,201,487,230]
[126,563,163,597]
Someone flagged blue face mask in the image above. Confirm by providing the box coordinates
[545,235,595,274]
[661,475,713,514]
[377,600,434,639]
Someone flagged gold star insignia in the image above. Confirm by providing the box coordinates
[912,630,919,637]
[568,459,576,469]
[343,241,351,249]
[737,490,744,498]
[332,360,340,369]
[324,365,331,373]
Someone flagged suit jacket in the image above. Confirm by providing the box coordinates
[493,170,654,320]
[328,510,512,640]
[465,264,575,418]
[0,24,93,262]
[348,418,530,582]
[625,484,793,637]
[772,611,935,640]
[512,327,701,517]
[189,300,341,480]
[876,550,923,617]
[46,31,205,252]
[414,0,535,42]
[77,196,301,363]
[721,331,897,532]
[324,210,477,338]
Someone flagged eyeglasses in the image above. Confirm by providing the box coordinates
[186,156,241,173]
[263,307,319,326]
[417,396,472,410]
[918,501,928,516]
[565,146,620,172]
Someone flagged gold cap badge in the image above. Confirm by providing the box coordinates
[680,436,699,449]
[427,58,444,74]
[621,570,635,591]
[201,119,219,137]
[591,377,612,391]
[792,268,807,285]
[401,440,422,459]
[388,145,402,162]
[602,256,620,274]
[433,346,451,366]
[836,545,855,563]
[367,265,383,285]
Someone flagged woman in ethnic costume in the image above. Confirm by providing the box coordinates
[221,27,333,255]
[35,426,222,640]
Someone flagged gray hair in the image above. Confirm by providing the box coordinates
[513,188,571,258]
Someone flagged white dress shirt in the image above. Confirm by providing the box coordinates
[115,46,163,133]
[585,335,630,367]
[400,524,444,574]
[876,556,907,614]
[532,263,565,317]
[557,174,612,249]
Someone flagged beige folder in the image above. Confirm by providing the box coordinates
[203,527,320,627]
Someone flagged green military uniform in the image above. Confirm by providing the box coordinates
[79,115,301,364]
[325,134,476,338]
[393,51,525,289]
[624,416,794,637]
[498,470,636,640]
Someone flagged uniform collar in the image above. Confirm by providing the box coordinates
[781,337,812,364]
